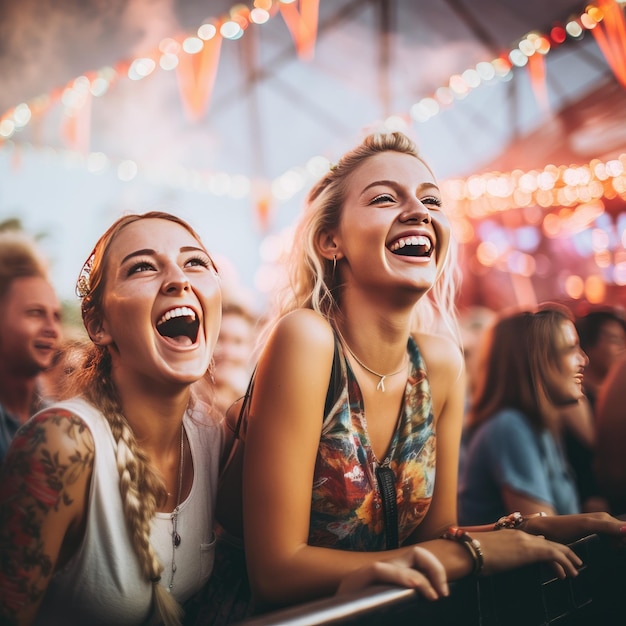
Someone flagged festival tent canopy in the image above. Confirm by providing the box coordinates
[0,0,624,309]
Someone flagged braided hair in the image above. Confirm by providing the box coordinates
[70,211,213,625]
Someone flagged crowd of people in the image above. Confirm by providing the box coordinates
[0,132,625,626]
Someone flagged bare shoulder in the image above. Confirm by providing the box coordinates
[272,308,334,339]
[266,308,335,356]
[2,407,95,494]
[413,331,464,380]
[253,309,336,412]
[412,332,465,422]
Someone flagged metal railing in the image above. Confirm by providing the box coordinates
[237,534,626,625]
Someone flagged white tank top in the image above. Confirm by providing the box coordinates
[35,397,222,625]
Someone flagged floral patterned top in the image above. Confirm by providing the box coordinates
[309,335,436,551]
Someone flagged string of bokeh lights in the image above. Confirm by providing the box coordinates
[1,0,625,301]
[1,0,624,212]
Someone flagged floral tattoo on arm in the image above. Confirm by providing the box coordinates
[0,410,94,622]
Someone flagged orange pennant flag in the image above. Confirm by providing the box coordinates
[60,91,92,154]
[592,0,626,88]
[253,186,274,232]
[176,35,223,123]
[527,52,549,114]
[279,0,320,60]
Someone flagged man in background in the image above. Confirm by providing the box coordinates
[0,230,62,464]
[212,299,259,415]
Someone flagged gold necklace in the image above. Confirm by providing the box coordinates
[168,424,184,593]
[336,327,408,392]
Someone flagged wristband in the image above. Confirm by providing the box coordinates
[441,526,484,576]
[494,511,547,530]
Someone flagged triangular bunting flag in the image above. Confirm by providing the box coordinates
[176,35,223,123]
[279,0,320,61]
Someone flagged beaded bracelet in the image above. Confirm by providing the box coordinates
[493,511,547,530]
[441,526,484,576]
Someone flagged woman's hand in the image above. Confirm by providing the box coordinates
[477,530,583,579]
[522,512,626,545]
[336,546,449,601]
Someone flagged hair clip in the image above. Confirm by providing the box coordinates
[75,252,95,298]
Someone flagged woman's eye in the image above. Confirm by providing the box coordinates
[127,261,155,275]
[421,196,442,208]
[371,193,395,204]
[185,255,211,269]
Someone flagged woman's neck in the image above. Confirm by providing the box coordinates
[337,298,412,375]
[113,374,191,449]
[339,285,413,333]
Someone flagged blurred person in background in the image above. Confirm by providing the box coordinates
[560,308,626,512]
[212,298,259,415]
[594,353,626,516]
[458,304,585,525]
[458,305,497,403]
[457,305,496,479]
[0,229,62,464]
[574,308,626,408]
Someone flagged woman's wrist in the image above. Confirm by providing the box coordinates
[441,526,484,576]
[493,511,548,532]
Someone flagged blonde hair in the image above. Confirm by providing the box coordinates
[70,211,215,626]
[269,131,461,344]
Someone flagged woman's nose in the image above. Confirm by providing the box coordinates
[580,348,590,367]
[398,198,431,224]
[161,266,190,294]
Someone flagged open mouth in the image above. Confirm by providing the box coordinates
[388,235,433,257]
[156,306,199,346]
[34,341,56,352]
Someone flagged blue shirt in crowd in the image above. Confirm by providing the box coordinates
[458,408,580,525]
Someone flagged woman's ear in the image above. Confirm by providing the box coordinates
[85,315,113,346]
[318,230,343,262]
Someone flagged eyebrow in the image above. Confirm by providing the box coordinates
[120,246,206,265]
[361,180,440,194]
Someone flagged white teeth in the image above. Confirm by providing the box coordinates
[158,306,196,325]
[389,235,432,252]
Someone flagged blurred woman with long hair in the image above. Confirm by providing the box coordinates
[459,304,585,525]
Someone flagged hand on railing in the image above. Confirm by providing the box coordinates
[473,530,583,579]
[520,511,626,545]
[336,545,449,601]
[237,535,626,626]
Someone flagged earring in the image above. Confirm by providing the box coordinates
[332,254,337,278]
